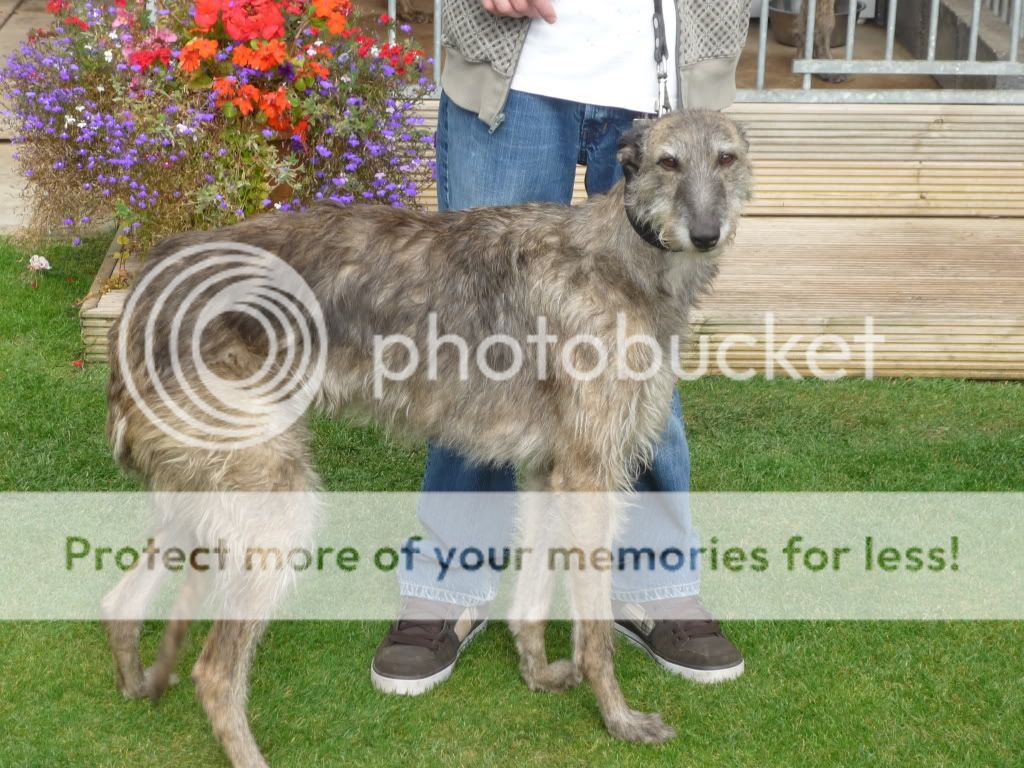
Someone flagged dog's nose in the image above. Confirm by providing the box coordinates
[690,229,720,251]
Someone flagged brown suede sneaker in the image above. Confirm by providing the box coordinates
[371,598,487,695]
[614,596,744,684]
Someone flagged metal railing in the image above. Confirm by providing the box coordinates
[745,0,1024,103]
[987,0,1024,33]
[397,0,1024,105]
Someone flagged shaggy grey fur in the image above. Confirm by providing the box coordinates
[103,110,752,766]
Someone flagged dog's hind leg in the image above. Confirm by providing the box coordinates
[509,472,582,693]
[563,491,676,744]
[190,454,320,768]
[192,619,271,768]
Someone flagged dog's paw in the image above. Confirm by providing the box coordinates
[605,709,677,744]
[817,72,850,84]
[143,666,181,703]
[524,659,582,693]
[118,680,149,700]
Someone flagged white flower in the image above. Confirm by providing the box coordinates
[274,203,282,209]
[75,105,85,112]
[64,114,75,125]
[306,47,316,56]
[28,255,51,272]
[96,85,105,92]
[103,50,113,63]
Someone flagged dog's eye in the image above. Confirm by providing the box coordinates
[657,156,679,171]
[718,152,736,167]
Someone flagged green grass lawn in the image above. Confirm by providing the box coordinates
[1,240,1022,766]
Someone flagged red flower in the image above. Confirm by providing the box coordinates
[378,13,390,23]
[306,60,329,79]
[222,0,285,41]
[63,15,88,30]
[129,47,171,70]
[71,360,84,368]
[194,0,222,29]
[232,84,261,115]
[232,39,287,71]
[46,0,69,13]
[212,75,237,98]
[259,86,292,130]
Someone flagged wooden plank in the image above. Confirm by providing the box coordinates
[412,100,1024,217]
[79,232,127,361]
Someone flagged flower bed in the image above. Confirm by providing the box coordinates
[0,0,435,258]
[0,0,435,360]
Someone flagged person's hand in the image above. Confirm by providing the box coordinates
[480,0,557,24]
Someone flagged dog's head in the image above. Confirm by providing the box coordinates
[617,111,752,254]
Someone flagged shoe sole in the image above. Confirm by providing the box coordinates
[370,620,488,696]
[614,623,745,684]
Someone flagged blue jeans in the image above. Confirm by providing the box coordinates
[398,90,700,605]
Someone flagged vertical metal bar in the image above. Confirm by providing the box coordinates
[388,0,397,44]
[803,0,817,90]
[434,0,443,87]
[845,0,857,59]
[968,0,982,61]
[885,0,898,61]
[927,0,941,59]
[757,0,770,89]
[1011,0,1022,62]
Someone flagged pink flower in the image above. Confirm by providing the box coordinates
[111,8,136,28]
[27,254,51,271]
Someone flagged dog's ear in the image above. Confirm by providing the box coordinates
[617,122,650,182]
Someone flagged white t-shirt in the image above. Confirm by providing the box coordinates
[510,0,679,115]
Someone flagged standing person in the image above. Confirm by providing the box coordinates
[372,0,751,694]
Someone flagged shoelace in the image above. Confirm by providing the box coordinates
[386,619,448,650]
[670,619,723,641]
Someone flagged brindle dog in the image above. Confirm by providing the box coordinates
[103,110,752,766]
[795,0,850,84]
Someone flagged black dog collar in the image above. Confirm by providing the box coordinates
[626,205,670,251]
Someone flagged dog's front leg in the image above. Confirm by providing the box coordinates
[509,468,582,693]
[562,484,676,743]
[795,0,849,83]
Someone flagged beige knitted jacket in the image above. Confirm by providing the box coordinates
[440,0,752,129]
